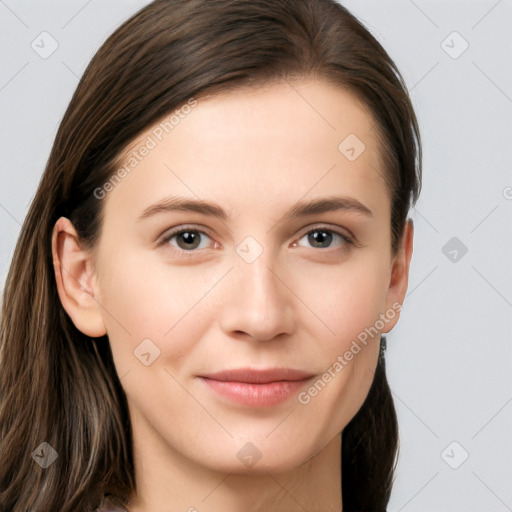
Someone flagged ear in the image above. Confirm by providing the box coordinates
[382,219,414,333]
[51,217,107,337]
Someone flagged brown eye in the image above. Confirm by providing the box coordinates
[296,228,351,249]
[162,228,212,252]
[174,231,202,250]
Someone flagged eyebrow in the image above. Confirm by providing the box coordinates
[137,195,373,223]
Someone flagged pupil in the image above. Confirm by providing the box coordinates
[179,231,200,249]
[309,230,332,248]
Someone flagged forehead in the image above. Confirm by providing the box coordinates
[107,79,389,223]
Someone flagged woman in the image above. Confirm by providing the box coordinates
[0,0,421,510]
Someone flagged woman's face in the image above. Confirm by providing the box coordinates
[77,79,412,474]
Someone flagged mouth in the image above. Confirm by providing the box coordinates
[197,368,315,407]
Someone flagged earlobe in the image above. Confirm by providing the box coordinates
[382,219,414,332]
[51,217,107,338]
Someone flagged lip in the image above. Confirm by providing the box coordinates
[198,368,315,407]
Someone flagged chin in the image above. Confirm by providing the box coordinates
[192,436,324,476]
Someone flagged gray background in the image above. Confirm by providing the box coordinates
[1,1,511,510]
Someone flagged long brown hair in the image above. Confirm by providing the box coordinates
[0,1,421,510]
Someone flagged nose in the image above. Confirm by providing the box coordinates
[218,248,296,342]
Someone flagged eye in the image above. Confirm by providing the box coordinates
[161,227,214,252]
[158,225,354,256]
[294,227,352,250]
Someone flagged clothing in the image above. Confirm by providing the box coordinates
[95,494,129,512]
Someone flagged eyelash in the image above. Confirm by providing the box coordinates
[158,225,356,257]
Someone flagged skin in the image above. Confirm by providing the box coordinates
[52,78,413,512]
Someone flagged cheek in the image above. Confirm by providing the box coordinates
[295,252,390,355]
[96,250,225,370]
[290,254,388,426]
